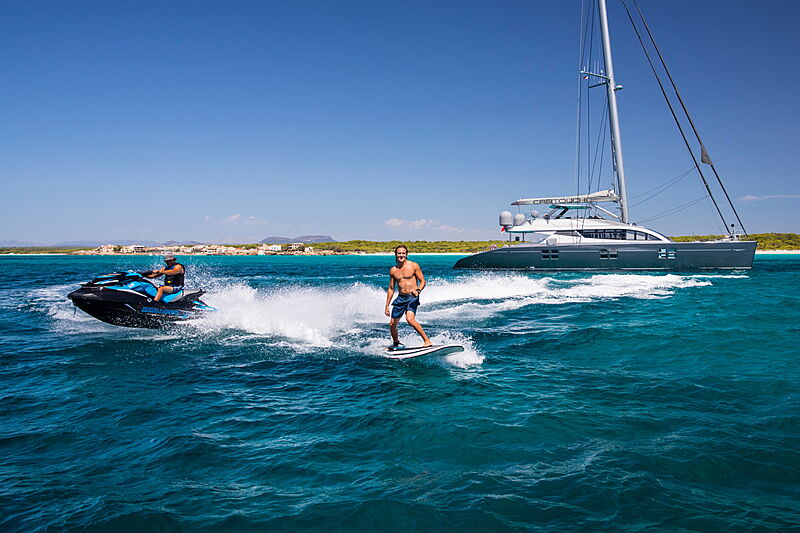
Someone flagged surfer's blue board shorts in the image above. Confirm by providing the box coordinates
[391,293,420,319]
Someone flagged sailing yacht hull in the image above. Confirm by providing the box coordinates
[454,241,757,271]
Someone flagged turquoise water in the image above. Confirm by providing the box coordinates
[1,254,798,531]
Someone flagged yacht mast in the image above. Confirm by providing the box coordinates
[597,0,629,223]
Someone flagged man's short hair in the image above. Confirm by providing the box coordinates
[394,244,408,254]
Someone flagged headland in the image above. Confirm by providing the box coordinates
[1,233,798,255]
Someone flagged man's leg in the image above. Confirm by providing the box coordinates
[405,311,432,346]
[389,317,401,345]
[154,286,175,302]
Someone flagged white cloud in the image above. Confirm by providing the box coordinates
[384,218,435,229]
[385,218,406,228]
[739,194,800,203]
[245,215,271,226]
[409,219,435,228]
[383,218,500,239]
[435,224,462,232]
[204,213,267,225]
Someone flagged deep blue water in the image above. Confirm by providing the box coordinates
[1,254,798,531]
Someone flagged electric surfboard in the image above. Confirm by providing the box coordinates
[384,344,465,360]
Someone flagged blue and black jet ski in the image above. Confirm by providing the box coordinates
[68,270,215,328]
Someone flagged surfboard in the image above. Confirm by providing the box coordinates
[384,344,465,360]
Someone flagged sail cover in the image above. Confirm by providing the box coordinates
[512,189,619,206]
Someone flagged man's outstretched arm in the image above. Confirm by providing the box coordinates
[414,264,426,295]
[385,275,396,317]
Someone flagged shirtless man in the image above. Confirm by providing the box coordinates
[385,244,432,349]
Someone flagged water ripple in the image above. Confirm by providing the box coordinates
[0,255,798,530]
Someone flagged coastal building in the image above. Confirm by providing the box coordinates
[119,245,147,254]
[256,244,283,254]
[288,243,304,251]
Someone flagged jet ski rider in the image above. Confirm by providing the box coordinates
[146,254,185,302]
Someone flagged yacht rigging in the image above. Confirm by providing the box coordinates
[454,0,756,271]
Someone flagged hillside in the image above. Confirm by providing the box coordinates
[670,233,800,250]
[1,233,798,254]
[259,235,336,244]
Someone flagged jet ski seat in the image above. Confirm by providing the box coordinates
[161,289,203,304]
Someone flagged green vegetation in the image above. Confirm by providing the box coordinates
[670,232,800,250]
[1,233,799,254]
[311,240,507,253]
[0,247,89,254]
[311,234,800,252]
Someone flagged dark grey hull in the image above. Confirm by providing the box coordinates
[453,241,757,271]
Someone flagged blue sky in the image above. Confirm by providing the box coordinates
[2,0,798,244]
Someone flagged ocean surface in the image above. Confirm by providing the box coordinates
[1,254,798,531]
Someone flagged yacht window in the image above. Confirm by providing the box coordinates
[541,249,559,260]
[658,248,677,259]
[646,233,660,241]
[600,248,618,259]
[579,229,626,240]
[555,231,579,236]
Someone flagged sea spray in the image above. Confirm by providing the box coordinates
[41,270,728,348]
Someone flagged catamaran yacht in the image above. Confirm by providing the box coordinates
[454,0,756,271]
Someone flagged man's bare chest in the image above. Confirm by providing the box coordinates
[392,267,415,280]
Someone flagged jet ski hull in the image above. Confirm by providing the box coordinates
[67,271,214,329]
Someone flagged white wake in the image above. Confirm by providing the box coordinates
[37,272,738,365]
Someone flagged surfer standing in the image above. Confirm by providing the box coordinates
[385,244,432,348]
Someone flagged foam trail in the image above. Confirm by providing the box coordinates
[422,273,713,321]
[27,283,121,334]
[359,331,483,368]
[41,272,723,358]
[559,273,712,299]
[422,273,554,303]
[686,274,749,279]
[198,282,386,346]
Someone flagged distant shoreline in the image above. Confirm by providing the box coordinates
[2,250,799,257]
[1,234,799,255]
[0,251,473,257]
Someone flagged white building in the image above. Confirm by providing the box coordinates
[119,245,146,254]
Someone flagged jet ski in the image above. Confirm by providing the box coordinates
[68,270,215,328]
